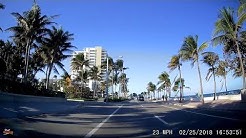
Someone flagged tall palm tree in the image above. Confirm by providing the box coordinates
[115,59,123,97]
[147,82,156,100]
[215,60,229,92]
[101,57,115,95]
[157,83,165,100]
[179,35,208,104]
[165,78,171,98]
[71,53,89,93]
[212,4,246,89]
[7,1,56,82]
[41,26,74,89]
[118,73,129,98]
[202,52,219,100]
[88,66,102,98]
[157,71,170,100]
[168,54,183,102]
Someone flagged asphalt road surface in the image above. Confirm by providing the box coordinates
[1,100,246,138]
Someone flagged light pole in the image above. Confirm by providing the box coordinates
[105,54,109,102]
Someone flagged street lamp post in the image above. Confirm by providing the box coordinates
[105,54,109,102]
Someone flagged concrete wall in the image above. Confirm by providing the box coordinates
[0,92,66,103]
[204,94,241,101]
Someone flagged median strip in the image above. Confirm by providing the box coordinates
[84,105,123,138]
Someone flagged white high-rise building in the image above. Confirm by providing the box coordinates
[70,46,107,90]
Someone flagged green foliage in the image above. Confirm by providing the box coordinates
[0,79,65,98]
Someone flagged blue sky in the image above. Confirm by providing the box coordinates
[0,0,243,96]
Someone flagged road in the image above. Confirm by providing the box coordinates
[1,100,246,137]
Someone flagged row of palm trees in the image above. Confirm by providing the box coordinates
[146,2,246,104]
[101,56,129,98]
[0,2,75,91]
[69,53,129,98]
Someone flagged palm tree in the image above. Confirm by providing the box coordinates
[61,72,71,92]
[147,82,156,100]
[7,1,56,82]
[29,48,46,81]
[157,71,170,100]
[179,35,208,104]
[101,57,115,96]
[212,4,246,89]
[215,60,229,92]
[118,73,129,98]
[71,53,89,93]
[115,59,123,97]
[41,26,74,89]
[0,40,24,80]
[157,83,165,100]
[88,66,102,98]
[202,52,219,100]
[172,78,190,99]
[168,54,184,102]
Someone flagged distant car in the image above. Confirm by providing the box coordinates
[138,96,144,101]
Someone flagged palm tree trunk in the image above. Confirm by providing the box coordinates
[46,64,53,89]
[45,66,49,89]
[81,69,84,95]
[178,66,182,103]
[212,68,216,100]
[236,41,246,89]
[224,76,227,92]
[111,72,114,98]
[115,83,117,98]
[118,82,121,98]
[24,40,31,83]
[93,80,96,98]
[197,60,204,104]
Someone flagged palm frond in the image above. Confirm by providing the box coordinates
[0,3,5,9]
[198,42,208,53]
[238,3,246,19]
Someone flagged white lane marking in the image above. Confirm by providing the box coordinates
[154,115,169,125]
[161,105,243,122]
[84,105,123,138]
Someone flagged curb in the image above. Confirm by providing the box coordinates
[169,102,246,112]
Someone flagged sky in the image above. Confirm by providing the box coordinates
[0,0,243,96]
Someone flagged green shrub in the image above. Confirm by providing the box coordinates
[107,97,128,102]
[0,79,65,98]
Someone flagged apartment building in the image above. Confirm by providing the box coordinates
[70,46,107,90]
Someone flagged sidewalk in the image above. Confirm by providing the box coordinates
[165,99,246,111]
